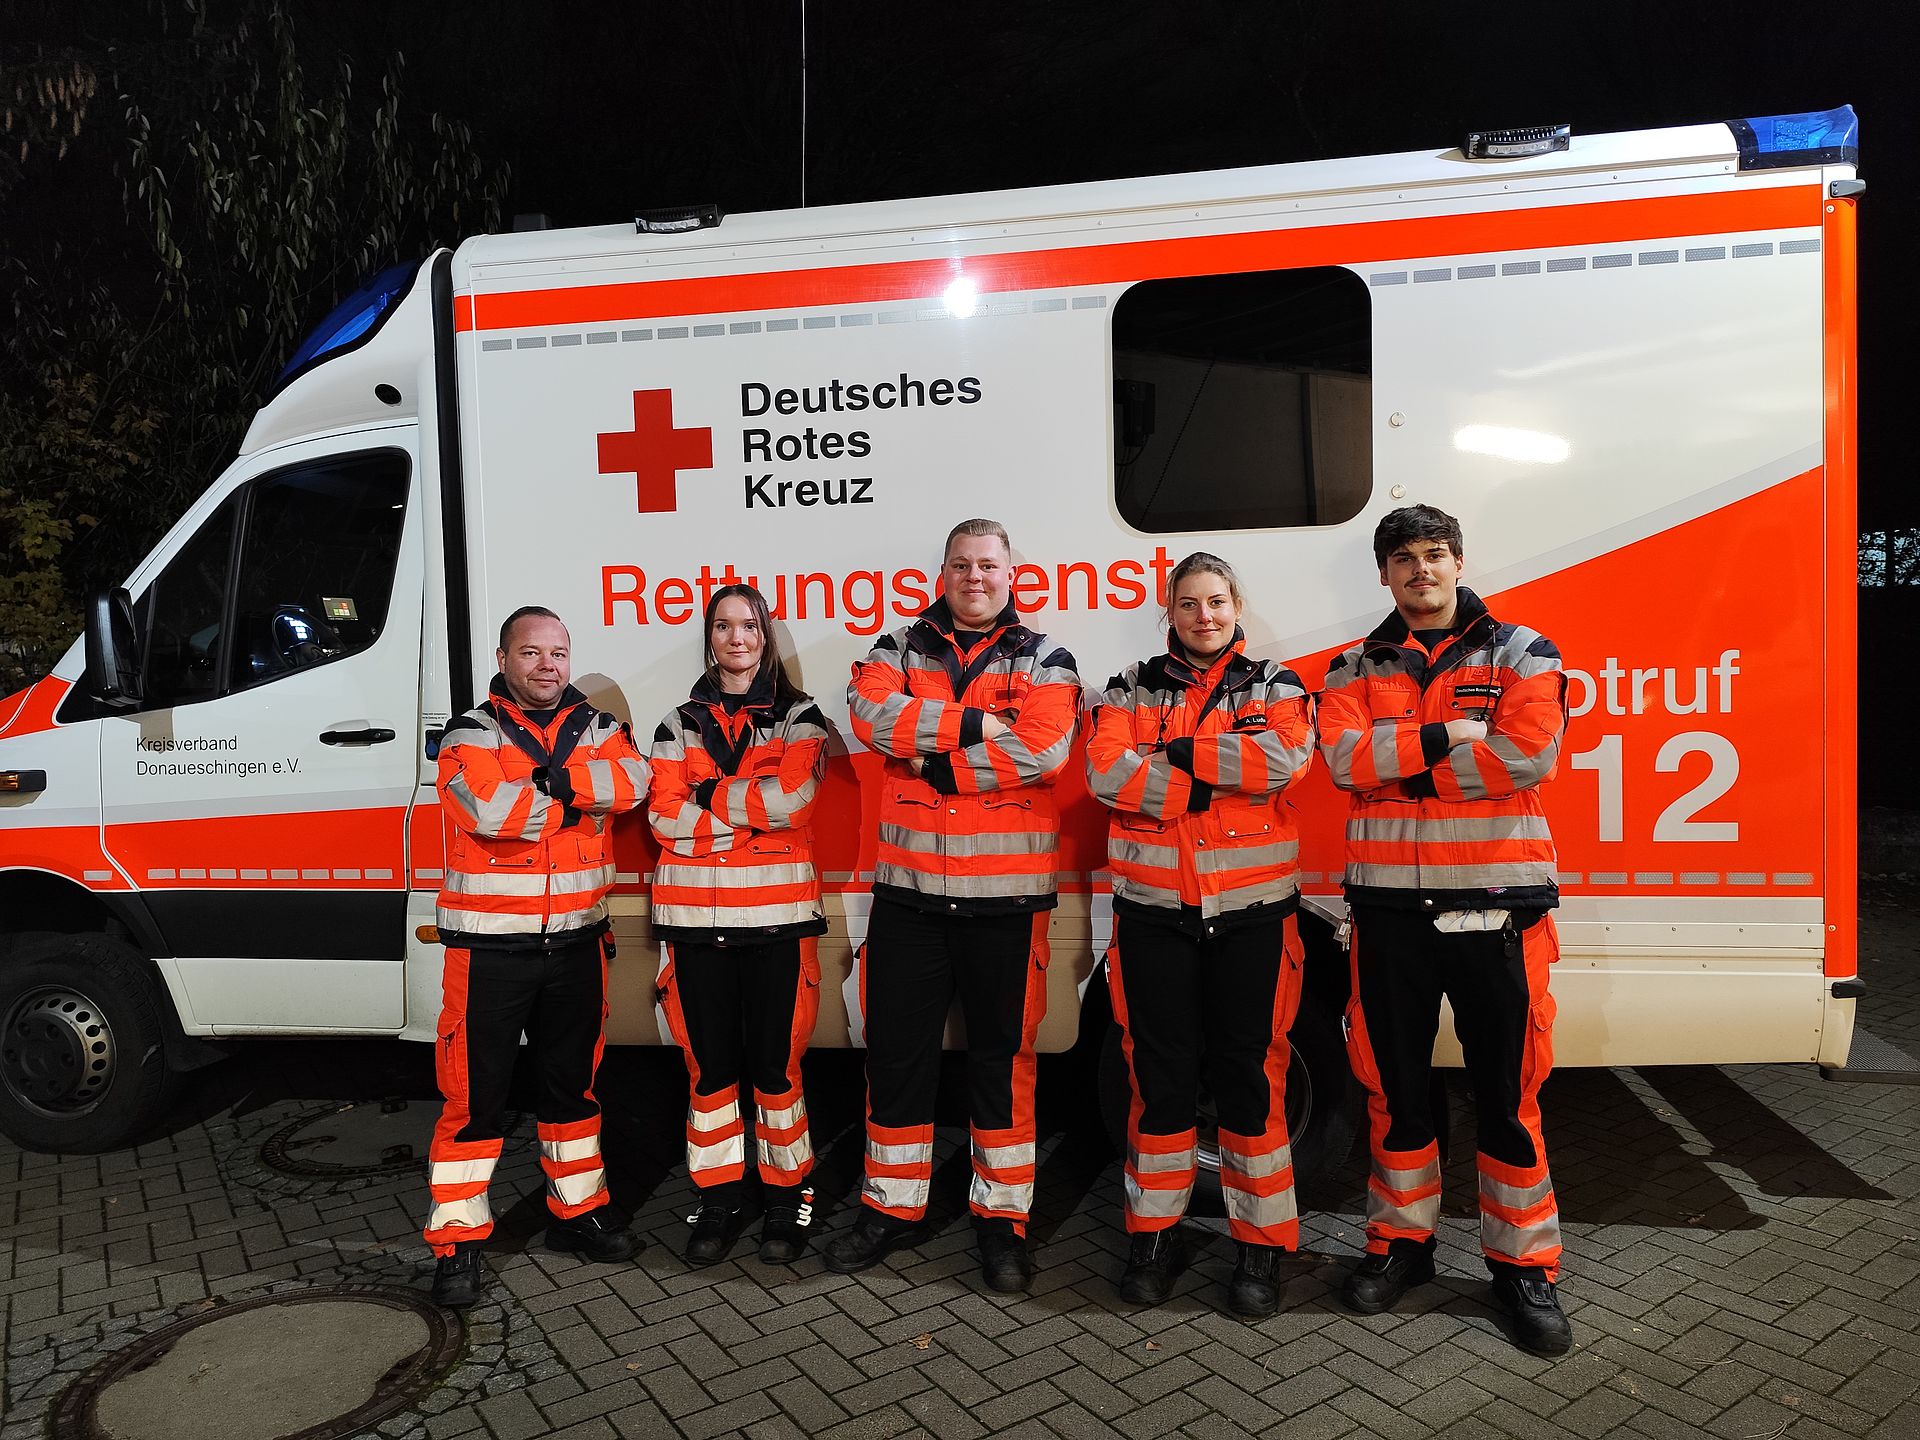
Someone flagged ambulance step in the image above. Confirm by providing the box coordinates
[1825,1026,1920,1085]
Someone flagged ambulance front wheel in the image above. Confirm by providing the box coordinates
[1098,991,1359,1190]
[0,933,181,1153]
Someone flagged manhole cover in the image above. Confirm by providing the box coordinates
[258,1099,437,1178]
[53,1286,463,1440]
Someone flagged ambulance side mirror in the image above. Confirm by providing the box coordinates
[84,586,143,710]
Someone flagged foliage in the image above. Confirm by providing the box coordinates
[0,0,507,692]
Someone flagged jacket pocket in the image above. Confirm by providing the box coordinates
[1215,800,1275,839]
[979,791,1033,811]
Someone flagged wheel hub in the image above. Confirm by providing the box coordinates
[2,988,115,1115]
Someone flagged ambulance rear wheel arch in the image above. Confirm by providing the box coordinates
[0,931,181,1153]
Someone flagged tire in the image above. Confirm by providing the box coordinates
[0,933,181,1153]
[1098,990,1359,1189]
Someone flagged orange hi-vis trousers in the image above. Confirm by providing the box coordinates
[1344,905,1563,1279]
[423,936,611,1257]
[657,936,821,1199]
[1108,909,1304,1248]
[858,897,1049,1234]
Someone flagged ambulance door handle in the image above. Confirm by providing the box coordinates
[319,726,397,746]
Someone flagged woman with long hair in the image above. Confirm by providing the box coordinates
[648,584,830,1264]
[1084,552,1317,1316]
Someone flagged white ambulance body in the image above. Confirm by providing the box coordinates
[0,108,1860,1155]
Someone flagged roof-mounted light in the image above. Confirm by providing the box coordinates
[1462,123,1571,160]
[1728,105,1858,171]
[636,203,724,235]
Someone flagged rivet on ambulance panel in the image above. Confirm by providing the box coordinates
[416,926,440,944]
[1390,485,1407,500]
[1388,412,1406,427]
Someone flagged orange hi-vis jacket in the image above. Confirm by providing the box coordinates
[647,670,831,942]
[1317,588,1567,913]
[848,598,1082,915]
[1086,634,1316,930]
[435,677,649,946]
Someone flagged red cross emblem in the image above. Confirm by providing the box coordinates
[596,389,714,513]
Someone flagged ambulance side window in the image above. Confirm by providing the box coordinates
[1112,266,1371,533]
[225,452,410,692]
[140,496,239,708]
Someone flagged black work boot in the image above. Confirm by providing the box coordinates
[684,1201,748,1266]
[977,1221,1032,1294]
[1228,1242,1286,1318]
[545,1209,639,1263]
[1341,1241,1436,1315]
[1490,1267,1574,1356]
[430,1243,489,1308]
[758,1188,815,1264]
[1118,1229,1177,1305]
[822,1211,923,1274]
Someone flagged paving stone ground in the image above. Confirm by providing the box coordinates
[4,885,1919,1440]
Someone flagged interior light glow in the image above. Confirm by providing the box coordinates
[942,278,979,318]
[1452,424,1571,465]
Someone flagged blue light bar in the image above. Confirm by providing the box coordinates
[1729,105,1858,171]
[275,259,422,389]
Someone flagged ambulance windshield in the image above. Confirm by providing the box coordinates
[274,259,422,392]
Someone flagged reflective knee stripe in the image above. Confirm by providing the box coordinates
[1219,1132,1299,1245]
[1478,1158,1562,1269]
[540,1120,608,1215]
[1366,1143,1442,1246]
[426,1193,493,1235]
[754,1088,814,1183]
[687,1087,747,1183]
[1124,1134,1197,1226]
[862,1122,934,1219]
[969,1133,1036,1218]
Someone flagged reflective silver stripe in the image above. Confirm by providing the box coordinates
[584,759,616,805]
[878,825,1052,857]
[1366,723,1408,781]
[866,1140,932,1167]
[540,1136,599,1163]
[758,1135,814,1174]
[426,1194,492,1232]
[689,1098,742,1132]
[434,902,609,935]
[970,1174,1033,1214]
[1482,1213,1561,1260]
[757,1096,806,1131]
[651,899,821,930]
[1111,876,1181,909]
[1374,1156,1441,1192]
[1209,737,1244,790]
[443,869,551,898]
[973,1139,1034,1172]
[655,859,815,890]
[1109,836,1181,869]
[1480,1172,1554,1211]
[1348,815,1554,845]
[548,1167,606,1207]
[550,865,617,895]
[1124,1173,1193,1219]
[1222,1185,1297,1229]
[1195,837,1297,872]
[688,1135,745,1172]
[1128,1144,1196,1175]
[873,862,1055,898]
[429,1157,496,1187]
[1220,1142,1293,1181]
[1343,860,1555,889]
[862,1172,930,1212]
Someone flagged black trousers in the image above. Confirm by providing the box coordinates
[860,895,1047,1228]
[424,934,609,1252]
[661,936,818,1200]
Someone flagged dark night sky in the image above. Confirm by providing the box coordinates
[284,0,1915,523]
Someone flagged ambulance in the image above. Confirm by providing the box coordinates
[0,107,1861,1162]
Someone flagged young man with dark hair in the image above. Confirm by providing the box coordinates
[422,609,650,1306]
[831,518,1083,1292]
[1317,504,1574,1356]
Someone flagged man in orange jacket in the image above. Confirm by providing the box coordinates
[423,606,649,1307]
[1318,505,1573,1356]
[829,518,1082,1292]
